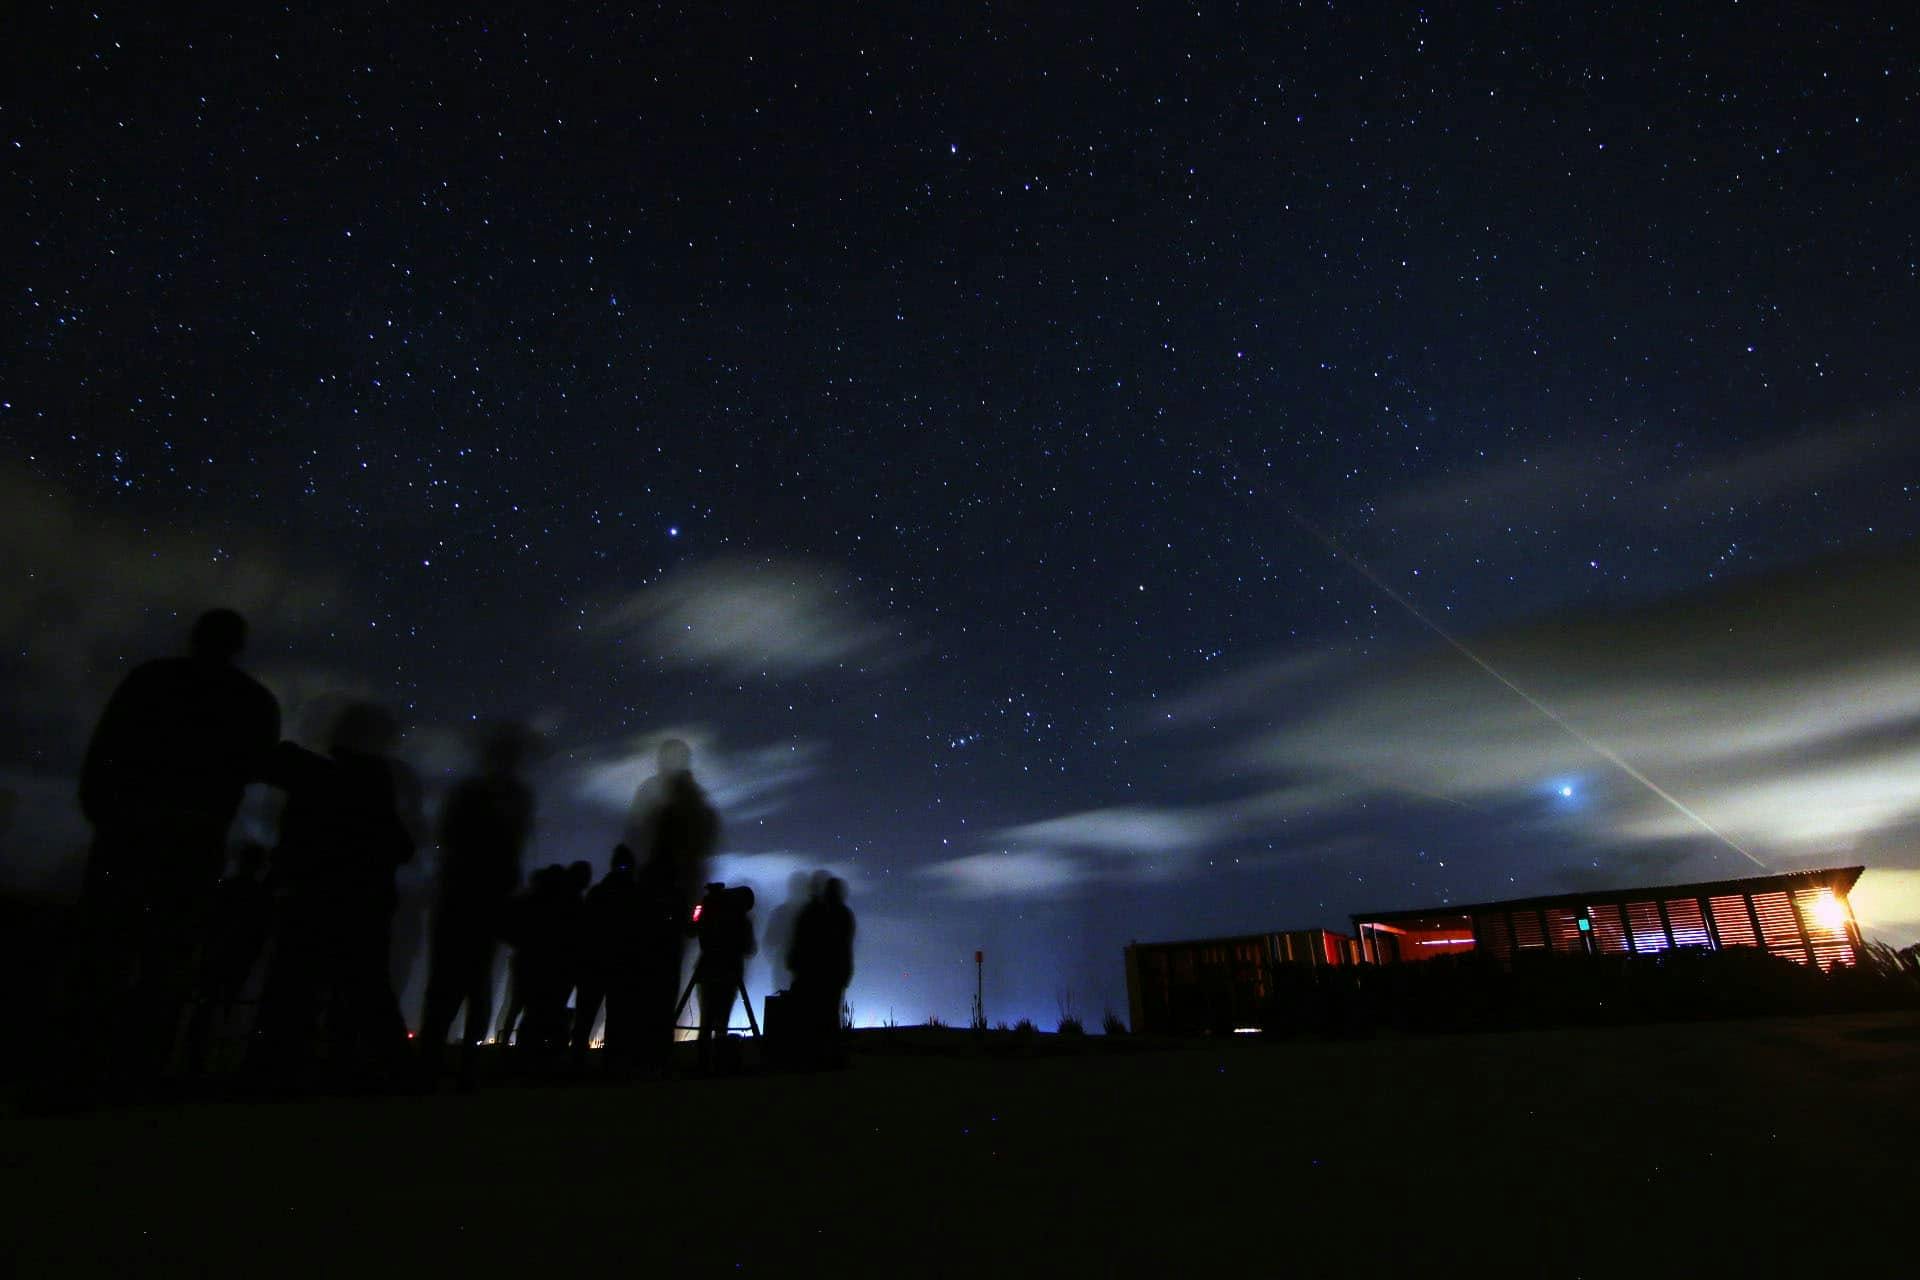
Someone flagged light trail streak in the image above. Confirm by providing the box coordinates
[1219,455,1766,868]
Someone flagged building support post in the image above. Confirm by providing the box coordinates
[1744,893,1766,954]
[1788,887,1819,966]
[1654,897,1678,950]
[1698,896,1722,952]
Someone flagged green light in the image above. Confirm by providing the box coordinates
[1577,916,1591,932]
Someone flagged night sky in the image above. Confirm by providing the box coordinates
[5,4,1917,1028]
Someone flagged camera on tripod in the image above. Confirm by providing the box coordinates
[674,882,763,1052]
[691,881,755,932]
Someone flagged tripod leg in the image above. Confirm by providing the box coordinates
[672,973,698,1029]
[739,979,760,1038]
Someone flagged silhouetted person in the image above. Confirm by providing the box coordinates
[184,841,273,1072]
[494,973,525,1047]
[503,862,588,1060]
[497,866,554,1053]
[75,608,280,1083]
[420,724,535,1080]
[788,876,855,1067]
[573,845,641,1069]
[624,738,719,919]
[625,739,720,1057]
[763,869,816,990]
[693,882,756,1072]
[252,704,415,1083]
[632,846,688,1073]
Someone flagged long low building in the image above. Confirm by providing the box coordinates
[1352,865,1865,970]
[1124,866,1867,1035]
[1124,928,1359,1037]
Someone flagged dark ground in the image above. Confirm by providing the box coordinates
[4,1013,1916,1276]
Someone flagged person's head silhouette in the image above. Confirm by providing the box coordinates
[657,738,692,778]
[190,609,247,663]
[479,722,532,776]
[611,844,637,874]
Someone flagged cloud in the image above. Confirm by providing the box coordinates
[1672,420,1909,509]
[1216,783,1358,826]
[0,464,348,758]
[1372,414,1916,531]
[943,803,1227,899]
[569,725,823,823]
[998,805,1230,857]
[1374,446,1605,525]
[586,556,898,677]
[1142,651,1338,730]
[992,786,1351,858]
[927,783,1361,899]
[1229,546,1920,864]
[709,850,862,896]
[919,850,1089,898]
[0,768,90,895]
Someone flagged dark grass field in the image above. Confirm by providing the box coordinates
[6,1013,1918,1276]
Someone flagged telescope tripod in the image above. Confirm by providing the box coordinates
[671,964,761,1038]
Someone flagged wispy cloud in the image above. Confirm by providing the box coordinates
[1672,420,1908,508]
[1374,446,1607,525]
[986,546,1920,911]
[919,850,1090,898]
[923,782,1360,899]
[1228,547,1920,864]
[710,850,863,896]
[0,768,90,895]
[1142,652,1338,730]
[933,804,1225,898]
[569,726,824,823]
[1373,414,1915,531]
[0,464,348,754]
[585,556,899,677]
[998,805,1230,857]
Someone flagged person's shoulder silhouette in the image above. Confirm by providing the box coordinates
[81,609,280,834]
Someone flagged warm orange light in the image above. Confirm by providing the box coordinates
[1805,891,1849,935]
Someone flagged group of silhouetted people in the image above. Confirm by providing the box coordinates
[60,609,855,1098]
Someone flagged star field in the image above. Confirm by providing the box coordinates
[4,3,1917,1024]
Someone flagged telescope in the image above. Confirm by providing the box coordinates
[692,881,755,930]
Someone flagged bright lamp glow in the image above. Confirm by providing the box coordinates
[1805,891,1849,934]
